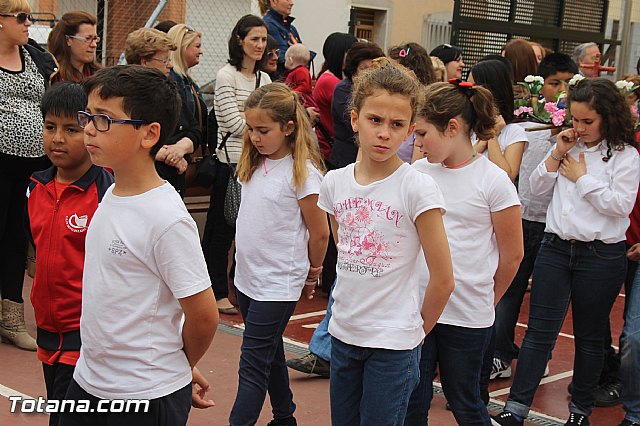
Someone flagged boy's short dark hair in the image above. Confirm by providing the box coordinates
[537,53,579,79]
[83,65,180,155]
[41,81,87,120]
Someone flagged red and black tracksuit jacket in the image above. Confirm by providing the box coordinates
[26,165,113,361]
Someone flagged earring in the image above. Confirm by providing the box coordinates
[0,24,3,29]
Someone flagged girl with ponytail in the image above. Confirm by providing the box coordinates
[406,80,524,425]
[230,82,329,426]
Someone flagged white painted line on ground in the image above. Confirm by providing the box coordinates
[619,293,626,298]
[489,370,574,398]
[302,324,320,329]
[289,310,327,321]
[516,322,618,350]
[0,383,36,400]
[231,323,310,350]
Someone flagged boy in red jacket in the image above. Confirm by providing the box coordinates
[26,82,114,426]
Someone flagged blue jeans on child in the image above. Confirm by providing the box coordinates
[621,263,640,424]
[505,234,626,418]
[405,323,492,426]
[494,219,547,363]
[308,285,334,362]
[229,290,298,426]
[330,336,420,426]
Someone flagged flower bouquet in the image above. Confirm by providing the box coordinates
[513,74,575,129]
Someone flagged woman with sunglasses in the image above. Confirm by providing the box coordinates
[0,0,57,350]
[47,11,101,83]
[259,34,280,80]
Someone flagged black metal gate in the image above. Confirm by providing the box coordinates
[451,0,612,76]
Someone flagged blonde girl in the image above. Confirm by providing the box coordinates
[230,82,329,426]
[320,60,454,426]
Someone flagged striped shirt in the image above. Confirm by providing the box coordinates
[214,63,271,164]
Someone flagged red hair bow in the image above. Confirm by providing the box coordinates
[449,78,473,88]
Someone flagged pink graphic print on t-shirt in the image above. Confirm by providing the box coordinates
[333,197,404,278]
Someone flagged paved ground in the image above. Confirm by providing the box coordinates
[0,274,628,425]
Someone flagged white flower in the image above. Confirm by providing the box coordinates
[569,74,585,86]
[615,80,635,92]
[524,75,535,83]
[534,76,545,84]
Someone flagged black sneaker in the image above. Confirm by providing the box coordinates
[266,416,297,426]
[286,353,330,377]
[619,419,640,426]
[491,411,524,426]
[565,413,590,425]
[594,379,622,407]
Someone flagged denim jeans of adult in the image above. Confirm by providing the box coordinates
[229,290,297,426]
[308,282,334,362]
[331,336,420,426]
[620,263,640,424]
[494,219,546,363]
[505,234,626,418]
[405,323,492,426]
[201,162,235,300]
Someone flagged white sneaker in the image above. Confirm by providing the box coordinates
[490,357,512,379]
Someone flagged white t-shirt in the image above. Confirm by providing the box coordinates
[530,139,640,243]
[472,123,528,154]
[413,156,520,328]
[318,163,446,350]
[516,122,555,222]
[74,183,212,400]
[235,156,323,301]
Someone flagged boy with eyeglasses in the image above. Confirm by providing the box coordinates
[59,65,218,426]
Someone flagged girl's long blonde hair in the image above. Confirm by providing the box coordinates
[238,83,325,187]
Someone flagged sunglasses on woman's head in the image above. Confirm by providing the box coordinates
[0,12,33,24]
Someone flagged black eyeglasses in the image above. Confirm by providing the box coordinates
[77,111,146,132]
[0,12,33,24]
[68,35,101,44]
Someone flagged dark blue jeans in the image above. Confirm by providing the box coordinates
[494,219,547,362]
[229,290,297,426]
[331,336,420,426]
[405,323,492,426]
[505,233,626,418]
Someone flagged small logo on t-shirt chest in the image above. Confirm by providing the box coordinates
[65,213,88,233]
[107,239,128,256]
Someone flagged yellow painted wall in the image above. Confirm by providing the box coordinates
[388,0,454,45]
[608,0,640,22]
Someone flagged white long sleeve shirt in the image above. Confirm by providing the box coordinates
[530,139,640,243]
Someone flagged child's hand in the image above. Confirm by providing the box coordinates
[627,243,640,261]
[191,366,215,409]
[302,281,316,300]
[494,115,506,136]
[474,139,488,154]
[556,128,578,155]
[559,152,587,182]
[307,107,320,126]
